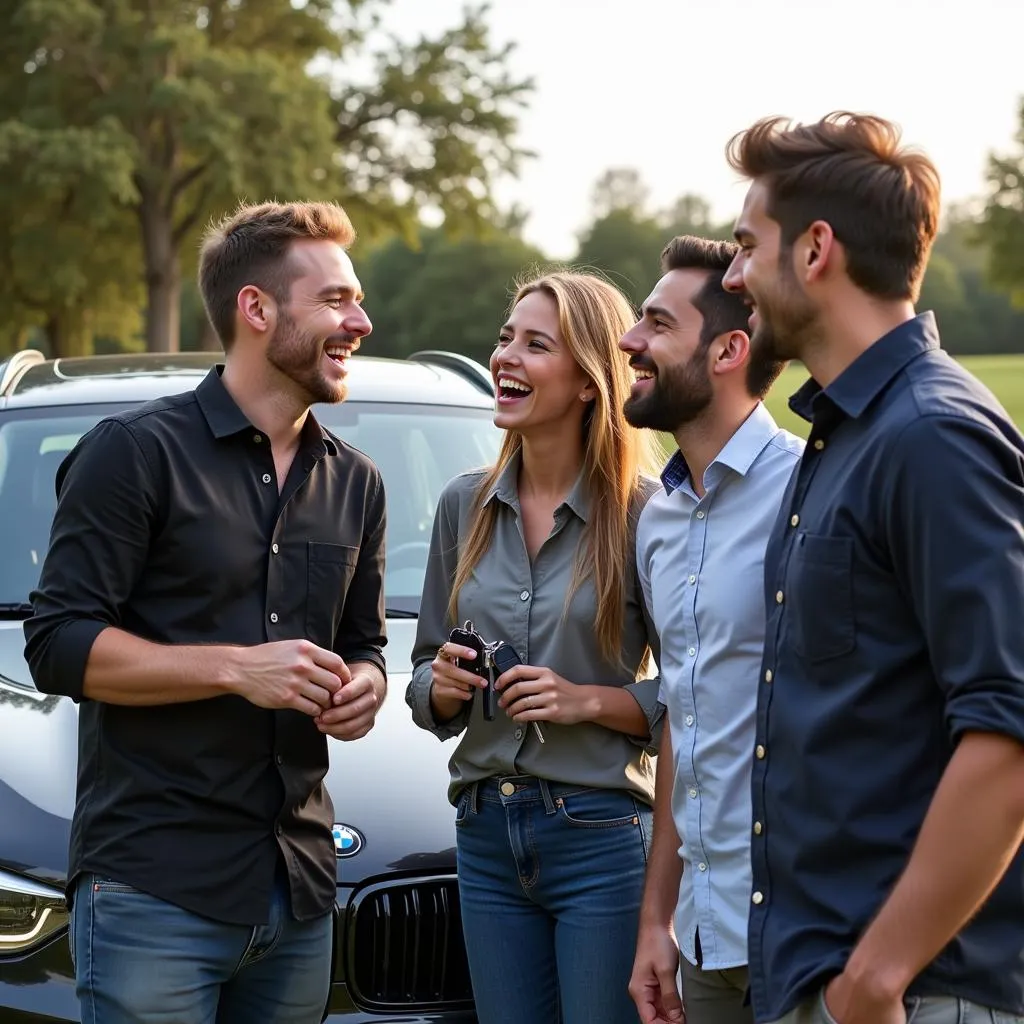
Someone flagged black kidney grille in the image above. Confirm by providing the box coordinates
[346,876,473,1010]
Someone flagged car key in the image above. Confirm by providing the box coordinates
[489,642,545,743]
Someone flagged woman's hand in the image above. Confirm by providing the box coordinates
[429,642,487,723]
[496,665,597,726]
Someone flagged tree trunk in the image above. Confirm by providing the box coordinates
[44,314,91,358]
[198,317,223,352]
[138,187,181,352]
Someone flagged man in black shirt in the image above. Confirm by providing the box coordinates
[24,200,387,1024]
[722,114,1024,1024]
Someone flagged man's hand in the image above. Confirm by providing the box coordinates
[823,972,906,1024]
[229,640,350,715]
[629,924,685,1024]
[316,668,384,740]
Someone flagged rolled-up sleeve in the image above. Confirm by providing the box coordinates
[24,419,159,701]
[884,412,1024,746]
[624,542,665,754]
[336,471,387,677]
[405,484,469,740]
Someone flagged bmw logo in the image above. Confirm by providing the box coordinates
[332,824,364,858]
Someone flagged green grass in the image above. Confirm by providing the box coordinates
[763,354,1024,438]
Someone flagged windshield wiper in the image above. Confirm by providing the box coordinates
[384,607,418,619]
[0,602,34,619]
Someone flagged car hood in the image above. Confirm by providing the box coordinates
[0,619,458,889]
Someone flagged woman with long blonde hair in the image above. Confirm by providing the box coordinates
[406,271,663,1023]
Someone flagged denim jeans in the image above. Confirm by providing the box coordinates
[69,870,333,1024]
[455,775,653,1024]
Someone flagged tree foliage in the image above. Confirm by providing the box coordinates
[978,97,1024,306]
[0,0,531,355]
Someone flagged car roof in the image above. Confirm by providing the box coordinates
[0,351,494,409]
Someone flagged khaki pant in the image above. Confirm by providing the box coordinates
[769,989,1023,1024]
[679,954,752,1024]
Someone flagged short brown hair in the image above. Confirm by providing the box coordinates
[660,234,785,399]
[198,201,356,347]
[726,112,940,301]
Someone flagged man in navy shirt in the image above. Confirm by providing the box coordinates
[722,111,1024,1024]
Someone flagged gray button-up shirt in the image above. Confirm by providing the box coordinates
[406,458,663,805]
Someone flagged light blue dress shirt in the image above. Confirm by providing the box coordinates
[636,403,803,969]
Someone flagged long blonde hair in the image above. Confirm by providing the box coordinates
[448,271,662,668]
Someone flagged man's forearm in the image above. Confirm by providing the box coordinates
[83,627,240,705]
[844,730,1024,997]
[640,718,683,927]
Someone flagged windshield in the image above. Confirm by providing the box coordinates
[0,400,500,615]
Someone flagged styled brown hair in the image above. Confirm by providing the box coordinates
[448,272,661,669]
[726,112,941,302]
[198,200,356,347]
[660,234,785,399]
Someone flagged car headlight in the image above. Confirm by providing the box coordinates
[0,868,69,954]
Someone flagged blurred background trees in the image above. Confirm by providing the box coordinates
[0,0,1021,359]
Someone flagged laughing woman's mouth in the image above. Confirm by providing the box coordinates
[496,374,533,403]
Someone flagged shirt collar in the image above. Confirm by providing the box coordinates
[660,402,782,495]
[789,312,940,424]
[195,366,338,456]
[482,450,590,523]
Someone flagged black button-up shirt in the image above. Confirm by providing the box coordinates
[749,314,1024,1021]
[24,368,387,925]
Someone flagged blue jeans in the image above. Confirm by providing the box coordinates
[455,776,652,1024]
[69,870,333,1024]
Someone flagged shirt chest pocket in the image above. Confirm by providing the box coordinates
[306,542,359,646]
[787,534,856,662]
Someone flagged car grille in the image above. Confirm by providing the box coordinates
[345,875,474,1011]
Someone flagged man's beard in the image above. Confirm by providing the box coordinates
[750,256,817,363]
[267,308,347,406]
[623,352,712,433]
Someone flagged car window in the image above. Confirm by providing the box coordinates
[0,401,500,614]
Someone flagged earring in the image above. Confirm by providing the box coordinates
[580,392,591,401]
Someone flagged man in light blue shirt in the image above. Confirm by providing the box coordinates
[623,236,803,1024]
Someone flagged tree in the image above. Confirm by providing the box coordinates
[575,168,734,308]
[2,0,531,354]
[358,227,545,365]
[978,97,1024,306]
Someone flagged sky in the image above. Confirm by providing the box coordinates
[383,0,1024,258]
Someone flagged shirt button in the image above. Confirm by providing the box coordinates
[814,439,825,451]
[276,824,283,836]
[754,821,763,835]
[254,433,263,443]
[790,514,799,527]
[269,612,279,623]
[271,543,279,555]
[519,652,527,662]
[685,715,694,727]
[514,728,524,740]
[688,647,696,657]
[775,590,784,604]
[519,590,530,601]
[262,473,272,484]
[688,787,698,799]
[764,669,773,683]
[688,574,697,584]
[698,862,707,872]
[695,510,706,519]
[752,891,764,905]
[755,744,766,760]
[276,754,283,765]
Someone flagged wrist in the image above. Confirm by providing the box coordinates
[212,646,246,696]
[580,684,603,723]
[842,943,912,1002]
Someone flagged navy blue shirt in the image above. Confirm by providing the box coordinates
[749,314,1024,1021]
